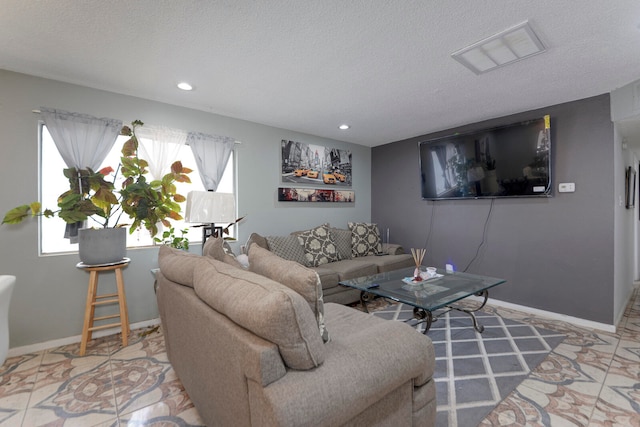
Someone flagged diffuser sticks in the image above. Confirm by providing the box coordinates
[411,248,426,267]
[411,248,426,280]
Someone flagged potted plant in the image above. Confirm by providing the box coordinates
[118,120,192,238]
[2,120,192,264]
[154,227,190,250]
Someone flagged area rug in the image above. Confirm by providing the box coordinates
[370,302,565,427]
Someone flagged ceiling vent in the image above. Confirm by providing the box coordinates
[451,21,546,74]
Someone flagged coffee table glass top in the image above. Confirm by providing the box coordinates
[339,267,505,312]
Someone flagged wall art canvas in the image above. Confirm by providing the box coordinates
[281,139,352,188]
[278,187,355,203]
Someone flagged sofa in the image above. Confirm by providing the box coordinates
[246,222,414,305]
[156,243,436,426]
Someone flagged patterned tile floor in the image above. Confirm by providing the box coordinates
[0,286,638,426]
[479,286,640,427]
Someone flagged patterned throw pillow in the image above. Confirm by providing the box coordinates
[297,224,340,267]
[349,222,382,257]
[265,235,308,266]
[330,227,353,260]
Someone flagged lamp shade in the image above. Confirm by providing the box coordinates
[185,191,236,223]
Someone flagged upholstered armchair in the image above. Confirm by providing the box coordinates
[0,275,16,366]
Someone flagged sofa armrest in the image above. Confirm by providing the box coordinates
[241,337,288,388]
[251,319,434,426]
[382,242,404,255]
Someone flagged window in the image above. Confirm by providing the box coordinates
[40,124,235,254]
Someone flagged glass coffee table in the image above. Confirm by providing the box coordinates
[339,267,506,334]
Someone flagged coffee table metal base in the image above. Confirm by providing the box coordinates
[360,289,490,334]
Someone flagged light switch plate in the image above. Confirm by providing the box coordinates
[558,182,575,193]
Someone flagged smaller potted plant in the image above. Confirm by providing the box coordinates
[154,227,190,250]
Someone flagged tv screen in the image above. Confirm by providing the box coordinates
[419,115,551,200]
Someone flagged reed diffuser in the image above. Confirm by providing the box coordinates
[411,248,426,281]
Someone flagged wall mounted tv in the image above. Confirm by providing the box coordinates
[419,115,551,200]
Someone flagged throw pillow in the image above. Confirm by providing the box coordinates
[265,235,308,266]
[330,227,352,260]
[203,237,244,269]
[248,245,329,342]
[349,222,382,257]
[158,245,201,288]
[296,224,340,267]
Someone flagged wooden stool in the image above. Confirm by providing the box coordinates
[76,258,130,356]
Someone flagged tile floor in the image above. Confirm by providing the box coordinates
[0,286,638,426]
[479,286,640,427]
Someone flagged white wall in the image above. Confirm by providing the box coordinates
[611,81,640,324]
[613,124,637,325]
[611,80,640,122]
[0,70,372,348]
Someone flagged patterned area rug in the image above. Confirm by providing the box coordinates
[370,302,565,427]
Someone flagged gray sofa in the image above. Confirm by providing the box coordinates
[246,223,414,305]
[157,244,436,426]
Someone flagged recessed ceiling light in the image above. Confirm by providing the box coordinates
[177,82,193,91]
[338,124,350,130]
[451,20,546,74]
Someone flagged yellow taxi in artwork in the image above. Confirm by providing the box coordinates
[323,173,336,184]
[333,171,346,182]
[294,168,308,177]
[307,170,319,179]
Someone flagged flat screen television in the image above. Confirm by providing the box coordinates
[419,115,551,200]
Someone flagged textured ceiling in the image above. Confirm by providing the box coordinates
[1,0,640,147]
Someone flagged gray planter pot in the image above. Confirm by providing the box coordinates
[78,228,127,265]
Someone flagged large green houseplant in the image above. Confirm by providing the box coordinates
[2,120,192,263]
[118,120,192,237]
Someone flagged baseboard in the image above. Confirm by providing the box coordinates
[8,288,631,357]
[7,318,161,358]
[474,296,617,333]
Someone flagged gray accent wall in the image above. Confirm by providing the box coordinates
[0,70,371,348]
[372,94,629,325]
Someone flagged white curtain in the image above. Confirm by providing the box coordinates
[135,124,188,180]
[187,132,235,191]
[39,108,122,240]
[39,107,122,170]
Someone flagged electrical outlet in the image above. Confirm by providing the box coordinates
[558,183,575,193]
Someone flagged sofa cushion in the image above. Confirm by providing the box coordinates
[349,222,382,257]
[351,254,415,273]
[296,224,340,267]
[330,227,353,260]
[265,235,308,266]
[323,303,435,383]
[158,245,201,288]
[246,232,269,251]
[382,243,405,255]
[326,259,379,281]
[203,237,244,269]
[320,285,359,304]
[249,245,329,342]
[193,257,326,370]
[310,266,340,290]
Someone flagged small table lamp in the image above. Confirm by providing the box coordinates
[185,191,236,245]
